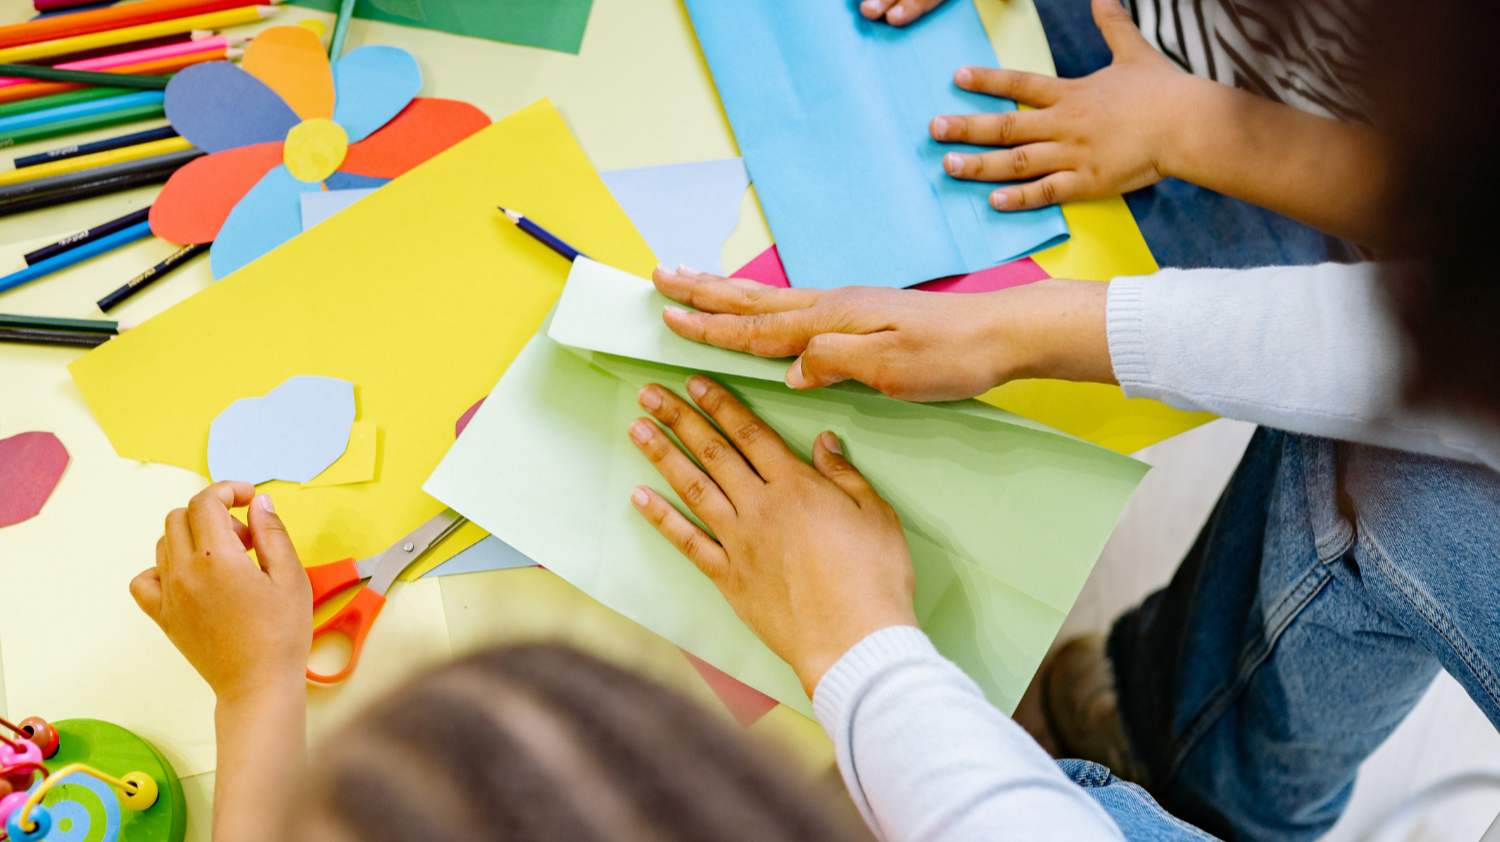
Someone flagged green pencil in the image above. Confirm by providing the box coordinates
[0,87,131,121]
[0,313,121,334]
[0,64,169,91]
[0,103,164,149]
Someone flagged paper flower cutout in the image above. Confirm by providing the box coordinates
[149,25,490,279]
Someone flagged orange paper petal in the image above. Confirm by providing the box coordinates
[338,98,490,180]
[241,25,334,121]
[149,142,285,245]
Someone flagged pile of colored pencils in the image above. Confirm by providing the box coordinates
[0,313,128,348]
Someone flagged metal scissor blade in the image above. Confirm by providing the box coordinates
[364,509,467,595]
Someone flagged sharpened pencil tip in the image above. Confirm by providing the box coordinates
[498,207,523,224]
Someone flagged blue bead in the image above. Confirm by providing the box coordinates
[7,803,52,842]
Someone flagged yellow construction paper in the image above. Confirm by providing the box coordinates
[69,99,659,586]
[303,420,376,488]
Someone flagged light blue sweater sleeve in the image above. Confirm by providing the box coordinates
[813,626,1125,842]
[1107,262,1500,470]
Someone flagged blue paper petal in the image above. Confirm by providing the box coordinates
[211,165,323,279]
[331,46,422,143]
[165,62,302,154]
[325,171,391,190]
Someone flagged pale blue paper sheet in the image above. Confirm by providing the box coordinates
[206,376,355,485]
[421,534,537,578]
[600,158,750,275]
[682,0,1069,289]
[301,189,379,232]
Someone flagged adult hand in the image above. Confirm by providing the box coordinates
[653,266,1115,402]
[130,483,312,704]
[932,0,1203,211]
[628,376,918,695]
[858,0,949,26]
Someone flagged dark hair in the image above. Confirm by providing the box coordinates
[288,644,870,842]
[1369,0,1500,421]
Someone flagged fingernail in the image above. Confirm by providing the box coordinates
[955,67,972,86]
[991,192,1009,209]
[945,153,964,176]
[664,305,688,317]
[932,117,949,139]
[676,264,701,277]
[786,358,805,389]
[687,376,708,400]
[822,432,843,455]
[256,493,275,513]
[631,487,650,507]
[629,420,654,443]
[861,0,880,9]
[638,385,661,411]
[656,263,675,276]
[888,6,905,21]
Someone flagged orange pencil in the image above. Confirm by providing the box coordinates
[0,0,282,50]
[0,48,238,105]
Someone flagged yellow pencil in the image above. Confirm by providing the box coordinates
[0,6,278,64]
[0,135,195,187]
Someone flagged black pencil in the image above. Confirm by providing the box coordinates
[0,63,169,90]
[0,162,178,217]
[0,149,199,203]
[0,327,111,348]
[97,241,207,312]
[0,313,121,334]
[24,206,151,264]
[15,126,178,169]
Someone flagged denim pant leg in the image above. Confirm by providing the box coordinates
[1032,0,1359,269]
[1108,429,1500,842]
[1060,759,1224,841]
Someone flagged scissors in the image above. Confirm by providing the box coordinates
[304,508,467,684]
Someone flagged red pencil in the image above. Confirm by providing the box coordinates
[2,0,282,50]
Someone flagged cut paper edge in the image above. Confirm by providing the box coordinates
[150,143,286,245]
[731,244,1050,293]
[210,163,324,280]
[420,534,537,578]
[303,420,376,487]
[206,375,356,485]
[600,158,750,276]
[0,432,70,529]
[455,397,484,438]
[331,45,423,144]
[339,98,491,179]
[300,187,377,231]
[164,61,303,154]
[681,648,779,727]
[241,25,336,121]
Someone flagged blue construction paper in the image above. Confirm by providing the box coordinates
[325,171,390,190]
[211,164,322,279]
[165,62,302,154]
[206,375,356,485]
[331,46,422,143]
[300,188,378,231]
[600,158,749,276]
[420,534,537,578]
[681,0,1069,290]
[0,222,152,295]
[0,91,163,136]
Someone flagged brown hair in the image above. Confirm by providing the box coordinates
[288,644,870,842]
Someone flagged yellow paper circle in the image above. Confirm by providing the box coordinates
[283,118,349,183]
[297,18,328,36]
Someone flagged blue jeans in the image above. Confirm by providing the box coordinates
[1109,430,1500,841]
[1062,760,1222,841]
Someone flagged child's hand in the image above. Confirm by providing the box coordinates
[628,376,918,696]
[932,0,1201,211]
[858,0,949,26]
[130,483,312,704]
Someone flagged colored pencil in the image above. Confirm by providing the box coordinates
[0,327,111,348]
[0,91,163,147]
[329,0,357,58]
[497,206,589,262]
[1,0,281,50]
[97,241,207,311]
[0,7,278,65]
[0,86,129,120]
[0,35,240,90]
[13,32,200,67]
[0,136,192,187]
[0,148,200,201]
[0,313,121,334]
[35,0,115,11]
[0,64,169,91]
[0,220,152,294]
[15,126,177,168]
[24,207,151,264]
[0,163,176,216]
[0,102,164,149]
[0,48,237,105]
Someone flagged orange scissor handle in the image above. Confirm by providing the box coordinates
[306,557,362,608]
[306,586,386,684]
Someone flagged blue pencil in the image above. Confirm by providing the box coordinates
[0,221,152,295]
[497,206,589,262]
[0,91,165,137]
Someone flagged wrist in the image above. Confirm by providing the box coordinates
[215,671,304,713]
[1153,73,1227,183]
[793,615,919,699]
[987,279,1115,385]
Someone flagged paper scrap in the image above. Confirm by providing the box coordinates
[304,419,376,487]
[150,142,286,245]
[731,243,1050,294]
[164,61,302,154]
[300,188,378,231]
[241,25,336,122]
[206,376,356,485]
[682,0,1068,289]
[600,158,749,276]
[331,46,424,144]
[455,397,484,437]
[681,649,777,728]
[0,432,69,528]
[421,534,535,578]
[288,0,596,55]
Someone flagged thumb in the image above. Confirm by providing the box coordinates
[1093,0,1146,60]
[247,493,303,584]
[812,432,884,508]
[787,332,878,391]
[130,568,164,626]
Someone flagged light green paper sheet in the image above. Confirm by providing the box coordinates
[426,265,1147,715]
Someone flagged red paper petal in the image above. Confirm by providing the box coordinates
[150,142,285,245]
[339,97,491,180]
[731,244,1051,293]
[0,432,69,528]
[681,649,778,727]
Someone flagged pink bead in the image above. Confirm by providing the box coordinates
[0,739,40,768]
[0,790,29,828]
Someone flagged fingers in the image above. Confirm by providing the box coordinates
[628,416,737,532]
[859,0,897,19]
[163,507,191,572]
[932,109,1056,150]
[230,515,253,551]
[129,568,164,625]
[683,376,799,478]
[247,493,304,585]
[1092,0,1148,61]
[942,142,1072,183]
[787,332,890,392]
[989,170,1087,211]
[953,66,1066,108]
[652,265,821,316]
[879,0,947,25]
[811,432,886,509]
[185,481,256,557]
[630,485,729,581]
[637,384,762,491]
[666,308,834,358]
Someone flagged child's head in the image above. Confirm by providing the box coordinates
[286,644,868,842]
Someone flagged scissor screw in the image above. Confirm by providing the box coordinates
[403,542,414,552]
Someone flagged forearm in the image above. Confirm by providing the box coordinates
[995,278,1116,386]
[1162,75,1392,244]
[212,682,306,842]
